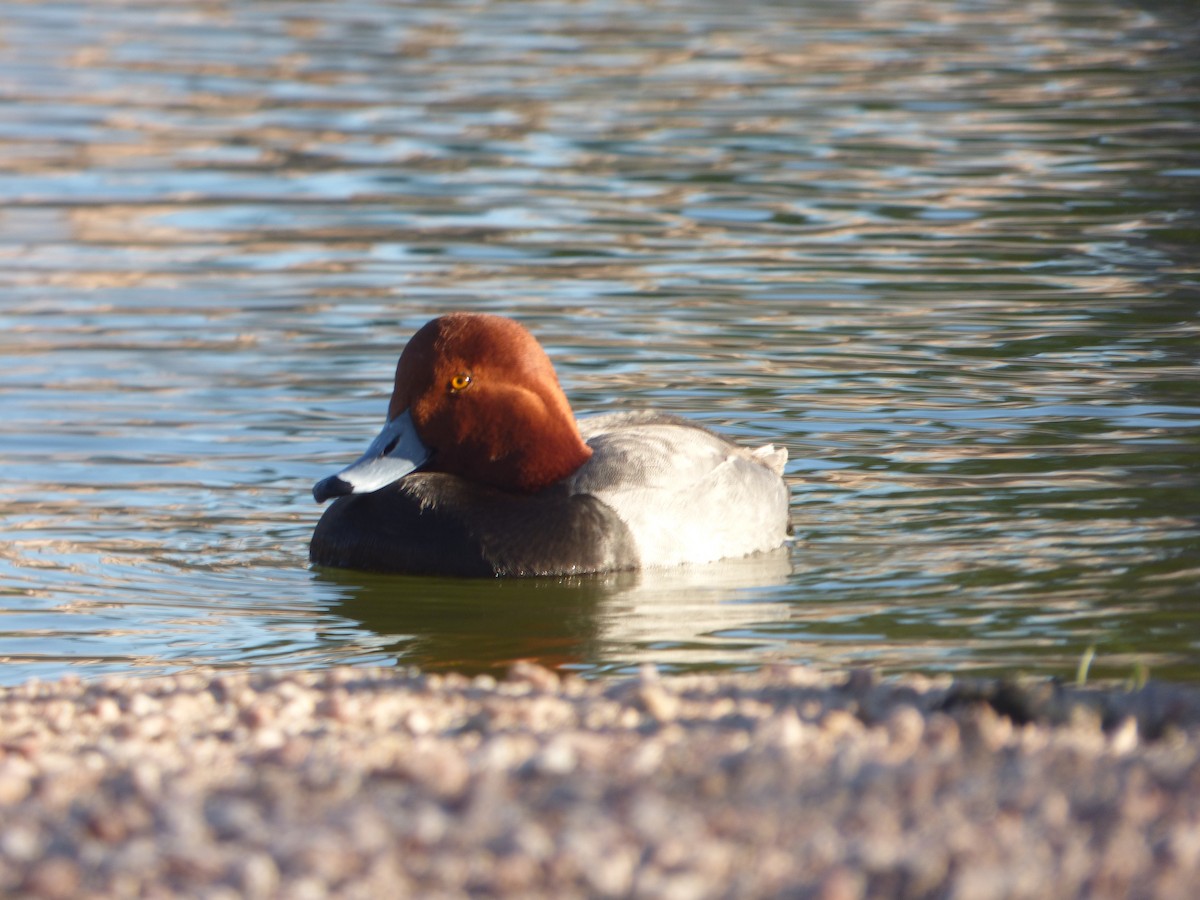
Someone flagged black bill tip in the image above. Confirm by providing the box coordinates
[313,475,353,503]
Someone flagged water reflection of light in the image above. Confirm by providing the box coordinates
[0,0,1197,683]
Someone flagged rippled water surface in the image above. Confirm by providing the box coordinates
[2,0,1198,685]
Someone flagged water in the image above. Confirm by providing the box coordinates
[1,0,1198,686]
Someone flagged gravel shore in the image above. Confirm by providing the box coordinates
[2,664,1199,898]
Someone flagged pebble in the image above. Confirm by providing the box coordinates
[0,664,1199,896]
[24,856,79,900]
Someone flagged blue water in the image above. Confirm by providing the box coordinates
[1,0,1198,685]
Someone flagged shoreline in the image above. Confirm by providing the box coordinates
[3,664,1199,897]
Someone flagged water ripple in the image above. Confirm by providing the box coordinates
[0,0,1197,684]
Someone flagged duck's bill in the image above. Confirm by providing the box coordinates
[313,409,430,502]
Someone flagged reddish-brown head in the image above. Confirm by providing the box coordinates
[387,313,593,493]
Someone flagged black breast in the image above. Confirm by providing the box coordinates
[309,473,639,577]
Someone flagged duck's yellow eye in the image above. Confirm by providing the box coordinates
[449,372,473,392]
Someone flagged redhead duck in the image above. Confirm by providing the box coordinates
[311,313,790,576]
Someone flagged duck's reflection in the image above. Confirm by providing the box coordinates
[313,549,793,674]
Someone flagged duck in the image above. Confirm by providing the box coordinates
[310,313,790,576]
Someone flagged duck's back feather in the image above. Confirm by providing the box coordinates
[571,412,791,567]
